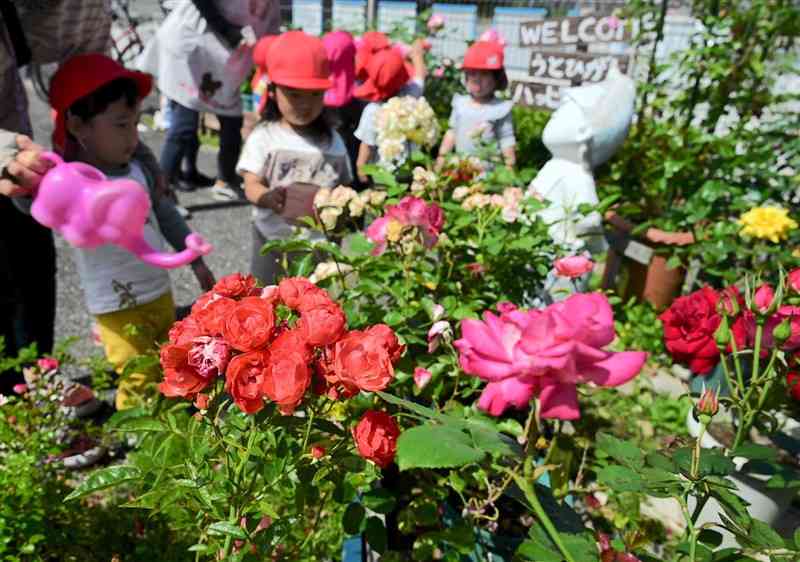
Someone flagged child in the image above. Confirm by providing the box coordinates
[353,43,428,184]
[49,54,215,410]
[237,31,353,285]
[437,40,516,168]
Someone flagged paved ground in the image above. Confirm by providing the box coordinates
[27,81,251,362]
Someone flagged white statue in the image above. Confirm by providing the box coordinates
[528,62,636,255]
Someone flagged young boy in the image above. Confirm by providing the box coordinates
[49,54,215,410]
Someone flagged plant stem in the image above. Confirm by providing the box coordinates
[514,473,578,562]
[691,422,706,479]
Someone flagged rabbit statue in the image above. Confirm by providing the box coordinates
[30,152,212,269]
[528,61,636,254]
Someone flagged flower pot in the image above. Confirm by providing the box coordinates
[685,410,796,549]
[602,212,693,310]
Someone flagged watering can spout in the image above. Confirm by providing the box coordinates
[30,151,214,269]
[121,233,213,269]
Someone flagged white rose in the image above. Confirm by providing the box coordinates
[370,190,388,206]
[452,186,470,201]
[313,187,332,208]
[348,195,366,217]
[319,206,343,230]
[330,185,356,208]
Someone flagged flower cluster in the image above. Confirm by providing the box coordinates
[454,293,647,419]
[365,196,445,256]
[410,166,438,197]
[661,275,800,377]
[312,186,387,231]
[453,184,526,223]
[159,274,403,414]
[738,205,798,243]
[375,96,440,170]
[440,155,484,186]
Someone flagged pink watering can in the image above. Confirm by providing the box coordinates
[30,152,212,269]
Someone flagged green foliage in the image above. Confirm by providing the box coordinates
[611,296,667,358]
[599,0,800,287]
[511,106,551,172]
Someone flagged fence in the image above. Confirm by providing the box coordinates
[279,1,698,78]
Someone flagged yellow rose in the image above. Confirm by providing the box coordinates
[738,206,798,243]
[386,219,405,242]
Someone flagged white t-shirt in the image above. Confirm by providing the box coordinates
[73,162,171,315]
[237,122,353,239]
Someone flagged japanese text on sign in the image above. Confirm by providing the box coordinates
[519,16,636,47]
[529,52,629,84]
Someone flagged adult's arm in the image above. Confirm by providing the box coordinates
[190,0,242,49]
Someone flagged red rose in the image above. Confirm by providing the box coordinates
[364,324,404,363]
[159,344,211,398]
[659,287,721,375]
[787,372,800,401]
[334,330,395,392]
[192,293,237,336]
[262,330,312,414]
[352,410,400,468]
[223,297,276,352]
[278,277,320,309]
[310,444,326,459]
[168,315,206,346]
[296,301,347,346]
[754,284,775,314]
[225,351,269,414]
[297,289,334,313]
[213,273,257,298]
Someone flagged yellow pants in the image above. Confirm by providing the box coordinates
[94,292,175,410]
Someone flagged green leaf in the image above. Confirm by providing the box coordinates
[291,253,315,277]
[361,489,396,514]
[468,425,515,458]
[364,516,387,554]
[794,527,800,549]
[597,465,644,493]
[383,311,405,326]
[596,433,644,469]
[697,529,723,548]
[64,465,142,501]
[745,519,784,549]
[112,416,166,433]
[342,502,365,535]
[396,424,484,470]
[376,391,438,420]
[646,451,676,472]
[730,443,777,462]
[696,449,736,477]
[207,521,247,540]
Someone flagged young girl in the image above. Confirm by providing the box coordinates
[353,39,428,184]
[437,40,516,168]
[49,54,215,410]
[237,31,353,284]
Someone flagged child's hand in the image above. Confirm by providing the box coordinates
[264,187,287,213]
[191,258,216,292]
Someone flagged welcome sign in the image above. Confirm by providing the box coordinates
[519,15,638,47]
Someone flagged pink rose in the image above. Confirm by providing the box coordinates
[455,293,647,419]
[754,283,775,313]
[414,367,432,389]
[433,67,444,78]
[789,269,800,293]
[427,320,452,353]
[188,336,230,379]
[12,383,28,395]
[554,256,594,278]
[427,14,445,31]
[479,28,506,47]
[37,357,59,373]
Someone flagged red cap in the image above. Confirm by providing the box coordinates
[267,31,332,90]
[50,53,152,152]
[251,34,278,91]
[355,31,391,82]
[462,41,505,70]
[353,49,409,102]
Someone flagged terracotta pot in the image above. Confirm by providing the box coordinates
[602,212,694,310]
